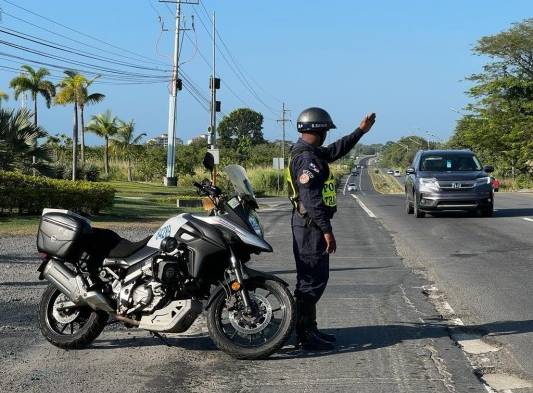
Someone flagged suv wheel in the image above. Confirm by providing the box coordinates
[405,195,413,214]
[414,196,426,218]
[480,203,494,217]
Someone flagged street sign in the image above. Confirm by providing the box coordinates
[273,157,284,170]
[208,148,220,165]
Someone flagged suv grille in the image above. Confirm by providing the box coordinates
[438,181,475,191]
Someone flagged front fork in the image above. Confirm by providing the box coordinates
[228,248,253,314]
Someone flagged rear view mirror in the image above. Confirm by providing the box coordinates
[483,165,494,173]
[406,167,415,175]
[203,152,215,172]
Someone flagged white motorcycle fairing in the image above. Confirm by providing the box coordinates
[147,214,272,252]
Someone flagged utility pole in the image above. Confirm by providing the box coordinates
[162,0,197,186]
[208,11,221,184]
[163,0,182,186]
[277,102,290,164]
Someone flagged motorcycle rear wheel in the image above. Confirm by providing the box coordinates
[207,279,294,360]
[38,285,108,349]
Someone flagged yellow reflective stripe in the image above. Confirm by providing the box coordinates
[286,156,298,208]
[322,172,337,207]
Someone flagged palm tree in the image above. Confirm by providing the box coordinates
[55,70,86,180]
[0,108,51,173]
[10,65,55,175]
[9,65,55,126]
[86,110,117,177]
[78,78,104,165]
[0,90,8,110]
[112,119,145,181]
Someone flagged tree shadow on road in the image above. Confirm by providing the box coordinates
[270,319,533,360]
[268,266,395,275]
[426,208,533,219]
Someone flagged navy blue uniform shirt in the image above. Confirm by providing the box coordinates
[290,128,365,233]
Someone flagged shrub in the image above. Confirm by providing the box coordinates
[83,164,100,182]
[0,170,115,215]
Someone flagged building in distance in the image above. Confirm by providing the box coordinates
[146,133,183,147]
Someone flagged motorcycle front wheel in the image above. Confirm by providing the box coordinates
[207,279,295,360]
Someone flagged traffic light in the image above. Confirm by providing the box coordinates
[209,77,220,90]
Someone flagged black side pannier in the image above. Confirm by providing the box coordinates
[37,212,92,259]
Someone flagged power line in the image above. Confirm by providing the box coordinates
[192,6,278,116]
[198,1,281,112]
[0,40,170,80]
[2,0,168,66]
[0,27,172,73]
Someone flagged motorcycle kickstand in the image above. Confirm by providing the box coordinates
[150,331,172,347]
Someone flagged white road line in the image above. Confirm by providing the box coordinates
[351,194,376,218]
[523,218,533,222]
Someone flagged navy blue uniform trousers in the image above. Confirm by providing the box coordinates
[292,212,329,304]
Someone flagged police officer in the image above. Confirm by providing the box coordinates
[287,107,376,350]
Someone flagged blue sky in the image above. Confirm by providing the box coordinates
[0,0,531,146]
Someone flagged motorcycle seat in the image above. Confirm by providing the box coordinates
[82,228,151,260]
[106,236,152,259]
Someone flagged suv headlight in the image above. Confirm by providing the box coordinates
[475,176,491,186]
[418,178,439,192]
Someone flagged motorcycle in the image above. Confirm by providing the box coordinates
[35,162,294,359]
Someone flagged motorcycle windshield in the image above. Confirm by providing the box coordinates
[224,165,256,202]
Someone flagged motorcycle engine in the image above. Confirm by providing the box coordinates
[117,280,165,315]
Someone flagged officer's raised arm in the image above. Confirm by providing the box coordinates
[320,113,376,162]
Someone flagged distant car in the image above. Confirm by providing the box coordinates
[347,183,357,192]
[387,169,394,174]
[394,170,401,177]
[405,149,494,218]
[491,177,500,192]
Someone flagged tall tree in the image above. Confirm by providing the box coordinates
[55,70,86,180]
[0,90,8,110]
[218,108,265,148]
[78,77,105,165]
[9,65,55,126]
[112,119,145,181]
[451,19,533,177]
[86,110,117,177]
[0,108,51,173]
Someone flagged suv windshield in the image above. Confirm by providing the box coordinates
[419,154,482,172]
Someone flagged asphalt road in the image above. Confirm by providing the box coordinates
[1,191,493,392]
[354,156,533,391]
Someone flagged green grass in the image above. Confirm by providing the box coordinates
[368,167,404,194]
[0,180,201,235]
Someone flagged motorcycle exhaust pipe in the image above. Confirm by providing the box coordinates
[43,259,114,313]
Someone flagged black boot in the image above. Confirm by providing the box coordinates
[309,303,336,343]
[295,300,334,351]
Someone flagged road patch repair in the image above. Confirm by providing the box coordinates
[422,285,533,392]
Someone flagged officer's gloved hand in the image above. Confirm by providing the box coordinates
[324,232,336,254]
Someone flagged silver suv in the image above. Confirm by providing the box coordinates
[405,150,494,217]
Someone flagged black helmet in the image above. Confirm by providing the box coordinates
[296,107,336,133]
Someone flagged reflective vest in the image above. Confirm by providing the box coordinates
[286,154,337,212]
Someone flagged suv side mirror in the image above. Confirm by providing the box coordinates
[406,167,415,175]
[483,165,494,173]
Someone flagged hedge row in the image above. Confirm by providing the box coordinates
[0,170,115,215]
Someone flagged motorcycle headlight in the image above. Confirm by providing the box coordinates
[475,176,491,186]
[248,211,263,237]
[418,178,439,192]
